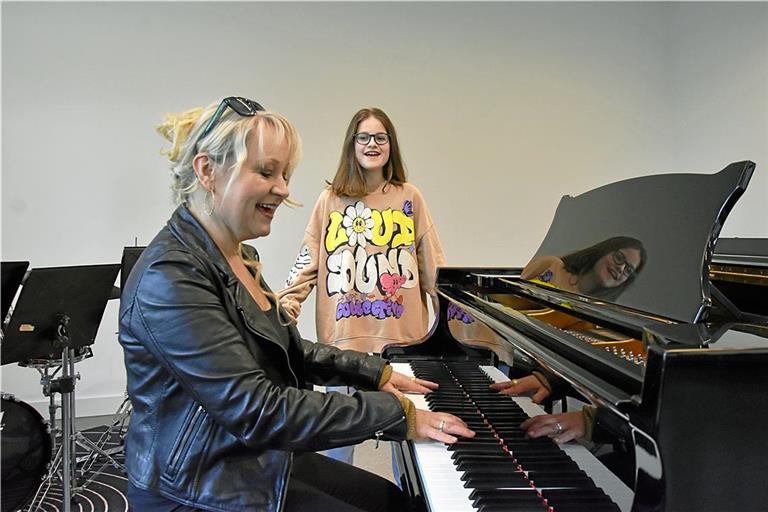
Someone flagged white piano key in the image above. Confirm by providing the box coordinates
[392,363,474,511]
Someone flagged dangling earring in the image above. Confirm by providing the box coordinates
[203,189,215,216]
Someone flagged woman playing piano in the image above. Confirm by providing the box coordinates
[119,97,474,512]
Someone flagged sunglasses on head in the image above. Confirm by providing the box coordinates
[195,96,265,149]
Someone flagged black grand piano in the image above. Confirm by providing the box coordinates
[385,161,768,512]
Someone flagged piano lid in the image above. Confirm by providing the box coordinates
[523,161,755,324]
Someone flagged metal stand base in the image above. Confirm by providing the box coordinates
[25,345,131,512]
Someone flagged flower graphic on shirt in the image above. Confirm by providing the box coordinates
[342,201,374,248]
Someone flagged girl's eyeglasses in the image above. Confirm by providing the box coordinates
[353,132,390,145]
[611,250,637,277]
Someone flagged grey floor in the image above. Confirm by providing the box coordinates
[349,439,396,483]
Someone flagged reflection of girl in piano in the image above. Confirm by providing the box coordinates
[521,236,647,300]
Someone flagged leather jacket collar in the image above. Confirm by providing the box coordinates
[168,205,287,352]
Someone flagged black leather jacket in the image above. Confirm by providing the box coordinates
[119,206,407,511]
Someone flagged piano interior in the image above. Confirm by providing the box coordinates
[386,161,768,512]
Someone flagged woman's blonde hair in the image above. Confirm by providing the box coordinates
[156,100,302,206]
[156,99,302,321]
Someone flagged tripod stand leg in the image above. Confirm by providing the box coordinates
[77,392,131,480]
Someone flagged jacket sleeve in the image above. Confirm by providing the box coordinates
[299,337,388,390]
[125,250,406,452]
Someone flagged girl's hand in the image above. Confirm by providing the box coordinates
[521,411,586,444]
[279,297,301,318]
[490,375,550,403]
[381,371,439,398]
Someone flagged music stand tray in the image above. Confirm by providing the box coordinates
[1,261,29,322]
[1,264,120,365]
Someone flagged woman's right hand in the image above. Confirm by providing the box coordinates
[489,375,551,403]
[413,409,475,444]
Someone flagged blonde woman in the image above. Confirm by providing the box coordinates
[119,97,473,512]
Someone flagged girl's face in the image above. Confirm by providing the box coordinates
[592,248,642,289]
[354,116,390,174]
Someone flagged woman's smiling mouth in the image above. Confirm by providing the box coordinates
[256,203,278,218]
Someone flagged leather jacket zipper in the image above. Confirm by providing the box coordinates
[326,412,405,445]
[167,404,205,479]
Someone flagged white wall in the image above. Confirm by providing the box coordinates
[2,2,766,417]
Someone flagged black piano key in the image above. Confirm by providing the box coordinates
[452,453,517,464]
[515,460,581,471]
[478,504,549,512]
[464,475,532,489]
[541,489,621,511]
[475,496,548,508]
[541,488,612,500]
[548,505,620,512]
[456,461,520,472]
[477,498,550,512]
[530,476,597,489]
[448,442,506,453]
[474,493,548,509]
[469,488,541,501]
[461,470,529,483]
[526,471,596,489]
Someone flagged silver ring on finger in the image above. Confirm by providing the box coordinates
[438,420,445,433]
[553,422,564,435]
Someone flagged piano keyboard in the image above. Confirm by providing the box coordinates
[392,362,633,512]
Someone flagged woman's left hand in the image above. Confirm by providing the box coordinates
[381,371,439,398]
[520,411,586,444]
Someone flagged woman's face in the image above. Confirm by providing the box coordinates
[592,248,642,289]
[354,116,390,174]
[213,126,290,241]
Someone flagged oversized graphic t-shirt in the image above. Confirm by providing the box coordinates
[280,183,446,353]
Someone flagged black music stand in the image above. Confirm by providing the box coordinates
[1,264,119,512]
[2,265,119,365]
[120,246,146,295]
[1,261,29,325]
